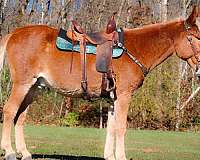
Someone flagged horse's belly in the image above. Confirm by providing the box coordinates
[53,85,102,99]
[39,71,102,98]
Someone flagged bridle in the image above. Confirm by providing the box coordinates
[184,20,200,71]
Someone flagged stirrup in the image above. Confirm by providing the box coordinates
[106,75,116,92]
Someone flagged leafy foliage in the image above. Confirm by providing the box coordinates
[60,112,79,127]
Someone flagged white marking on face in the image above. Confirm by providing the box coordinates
[196,67,200,77]
[196,18,200,30]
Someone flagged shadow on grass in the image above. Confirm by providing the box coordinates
[0,153,105,160]
[32,154,105,160]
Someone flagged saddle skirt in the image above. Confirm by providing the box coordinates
[56,28,123,58]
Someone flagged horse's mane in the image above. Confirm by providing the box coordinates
[124,18,183,34]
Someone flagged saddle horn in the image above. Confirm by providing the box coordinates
[106,13,117,34]
[72,20,85,34]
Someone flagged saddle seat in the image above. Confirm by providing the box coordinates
[66,30,116,45]
[67,15,117,45]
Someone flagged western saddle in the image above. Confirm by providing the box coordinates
[67,15,118,100]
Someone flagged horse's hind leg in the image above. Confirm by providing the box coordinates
[14,83,39,160]
[15,110,31,160]
[1,83,35,160]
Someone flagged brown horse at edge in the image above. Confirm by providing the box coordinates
[1,6,200,160]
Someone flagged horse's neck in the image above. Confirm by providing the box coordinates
[124,20,183,71]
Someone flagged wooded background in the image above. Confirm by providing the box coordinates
[0,0,200,131]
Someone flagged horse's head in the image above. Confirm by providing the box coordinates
[174,6,200,77]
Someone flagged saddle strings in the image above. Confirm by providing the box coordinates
[70,25,75,73]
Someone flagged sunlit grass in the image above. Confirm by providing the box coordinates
[0,125,200,160]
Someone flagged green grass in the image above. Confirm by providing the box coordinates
[0,125,200,160]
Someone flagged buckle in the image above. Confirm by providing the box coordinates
[184,21,192,30]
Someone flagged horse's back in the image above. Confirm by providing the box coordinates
[9,25,57,45]
[12,25,57,34]
[5,25,58,83]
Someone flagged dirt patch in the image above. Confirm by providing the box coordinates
[142,148,160,153]
[128,147,160,153]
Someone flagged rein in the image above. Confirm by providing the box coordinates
[116,28,149,77]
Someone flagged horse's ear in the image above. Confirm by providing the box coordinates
[186,6,200,25]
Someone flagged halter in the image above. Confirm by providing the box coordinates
[116,28,149,77]
[184,21,200,68]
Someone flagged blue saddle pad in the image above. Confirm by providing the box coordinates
[56,35,123,58]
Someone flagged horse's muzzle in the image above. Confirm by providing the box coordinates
[196,64,200,78]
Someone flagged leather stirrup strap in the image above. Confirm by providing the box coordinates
[70,26,75,73]
[79,35,88,95]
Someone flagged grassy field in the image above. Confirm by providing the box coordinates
[0,125,200,160]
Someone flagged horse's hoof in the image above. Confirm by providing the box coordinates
[5,153,16,160]
[105,156,115,160]
[22,155,32,160]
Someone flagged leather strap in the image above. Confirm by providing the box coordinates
[117,42,149,77]
[117,28,124,45]
[79,35,88,96]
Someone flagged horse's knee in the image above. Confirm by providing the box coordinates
[107,122,116,132]
[116,128,126,137]
[3,105,17,121]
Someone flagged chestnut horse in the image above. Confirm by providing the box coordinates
[1,6,200,160]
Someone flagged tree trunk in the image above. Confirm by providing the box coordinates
[126,0,132,28]
[161,0,168,22]
[116,0,126,25]
[59,97,72,118]
[97,0,106,30]
[175,0,192,131]
[0,0,3,36]
[41,0,45,24]
[158,0,168,129]
[1,0,8,24]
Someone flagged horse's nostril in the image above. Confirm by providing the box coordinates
[196,68,200,77]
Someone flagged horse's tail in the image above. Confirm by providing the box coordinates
[0,34,11,74]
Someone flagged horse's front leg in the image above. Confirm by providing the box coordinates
[104,91,131,160]
[115,92,131,160]
[104,103,116,160]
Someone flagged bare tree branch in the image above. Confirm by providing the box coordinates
[180,86,200,111]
